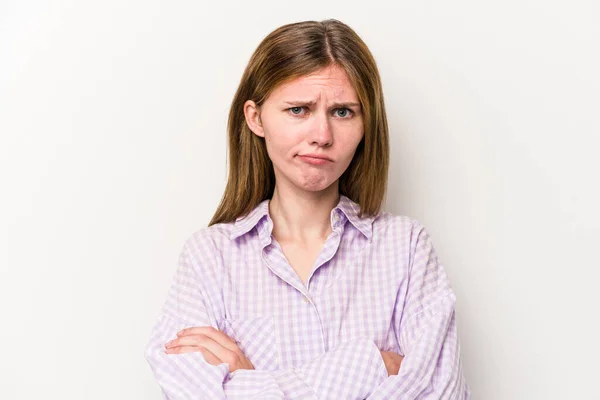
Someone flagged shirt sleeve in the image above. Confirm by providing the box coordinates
[366,222,471,399]
[144,233,388,400]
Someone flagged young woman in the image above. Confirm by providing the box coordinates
[145,19,470,399]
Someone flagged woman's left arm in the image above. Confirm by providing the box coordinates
[367,223,471,399]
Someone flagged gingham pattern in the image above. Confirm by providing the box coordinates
[144,195,470,399]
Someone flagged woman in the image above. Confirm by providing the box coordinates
[145,19,470,399]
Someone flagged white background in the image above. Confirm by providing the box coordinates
[1,0,599,398]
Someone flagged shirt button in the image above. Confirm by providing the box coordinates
[303,296,311,304]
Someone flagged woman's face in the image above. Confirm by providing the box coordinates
[244,65,364,195]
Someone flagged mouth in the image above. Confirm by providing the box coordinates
[297,154,334,165]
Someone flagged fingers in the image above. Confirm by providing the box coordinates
[165,334,241,369]
[165,327,242,363]
[164,346,201,355]
[165,345,221,366]
[166,334,210,348]
[167,333,225,355]
[179,334,240,366]
[177,326,239,352]
[165,326,254,373]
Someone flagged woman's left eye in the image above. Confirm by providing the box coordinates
[334,108,353,118]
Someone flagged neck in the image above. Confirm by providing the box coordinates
[269,182,340,243]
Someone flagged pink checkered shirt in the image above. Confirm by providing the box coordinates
[145,195,470,399]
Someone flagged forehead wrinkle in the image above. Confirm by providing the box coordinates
[278,85,358,106]
[269,66,359,105]
[282,100,361,111]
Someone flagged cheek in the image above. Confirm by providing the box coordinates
[337,127,364,156]
[263,121,304,155]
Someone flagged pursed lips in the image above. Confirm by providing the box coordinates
[297,154,334,165]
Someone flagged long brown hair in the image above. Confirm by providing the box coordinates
[209,19,389,226]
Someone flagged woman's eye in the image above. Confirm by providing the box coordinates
[289,107,304,115]
[334,108,352,118]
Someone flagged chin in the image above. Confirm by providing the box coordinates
[296,177,338,193]
[278,168,341,194]
[301,185,332,193]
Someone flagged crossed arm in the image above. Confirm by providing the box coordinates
[144,226,469,399]
[164,326,403,377]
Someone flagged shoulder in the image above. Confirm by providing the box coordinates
[372,212,452,295]
[370,211,438,261]
[179,222,236,267]
[371,211,427,241]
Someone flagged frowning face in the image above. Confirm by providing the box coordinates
[244,65,364,195]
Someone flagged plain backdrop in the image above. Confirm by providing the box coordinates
[1,0,599,399]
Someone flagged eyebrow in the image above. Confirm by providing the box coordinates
[283,100,361,109]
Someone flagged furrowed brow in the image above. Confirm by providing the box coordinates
[283,100,317,107]
[283,100,360,109]
[330,102,361,109]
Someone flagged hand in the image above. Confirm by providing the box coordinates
[164,326,255,373]
[380,351,404,376]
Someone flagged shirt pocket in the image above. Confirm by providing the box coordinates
[220,315,279,371]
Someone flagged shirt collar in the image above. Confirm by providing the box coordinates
[229,195,375,241]
[230,199,271,240]
[334,195,375,241]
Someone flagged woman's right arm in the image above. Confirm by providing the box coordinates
[144,233,388,400]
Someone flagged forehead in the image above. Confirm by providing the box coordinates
[269,65,358,100]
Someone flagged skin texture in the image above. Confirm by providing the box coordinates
[164,65,403,375]
[381,351,404,376]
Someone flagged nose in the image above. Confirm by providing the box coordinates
[310,112,333,147]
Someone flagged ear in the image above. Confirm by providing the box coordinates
[244,100,265,138]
